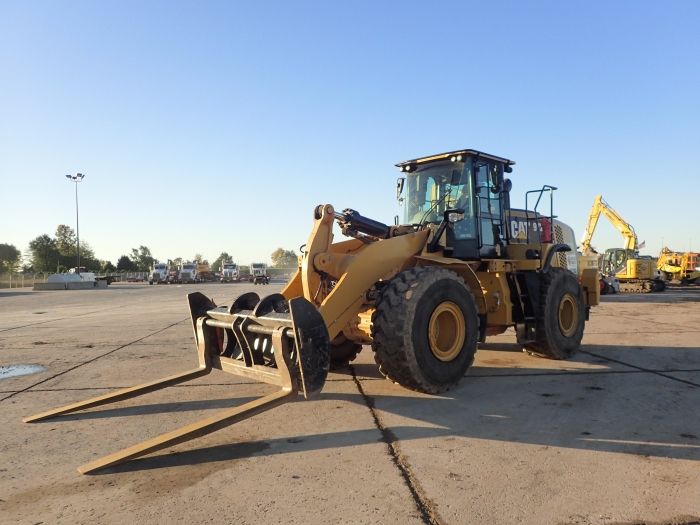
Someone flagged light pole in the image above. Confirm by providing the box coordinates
[65,173,85,274]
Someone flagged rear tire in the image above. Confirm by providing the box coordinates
[371,266,479,394]
[525,268,585,359]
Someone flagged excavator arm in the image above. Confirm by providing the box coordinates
[580,195,639,253]
[580,196,602,255]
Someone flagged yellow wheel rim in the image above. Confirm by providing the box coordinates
[558,293,578,337]
[428,301,466,362]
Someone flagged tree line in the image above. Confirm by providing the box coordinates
[0,225,300,274]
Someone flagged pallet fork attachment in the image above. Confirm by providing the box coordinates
[23,292,330,474]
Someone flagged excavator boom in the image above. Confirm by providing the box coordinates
[581,195,639,253]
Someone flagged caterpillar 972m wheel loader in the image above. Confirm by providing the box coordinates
[25,148,599,474]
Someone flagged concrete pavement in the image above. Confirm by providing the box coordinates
[1,283,698,524]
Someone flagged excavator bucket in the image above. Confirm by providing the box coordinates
[23,291,330,474]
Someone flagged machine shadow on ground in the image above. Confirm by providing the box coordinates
[600,286,700,304]
[0,290,36,298]
[64,342,699,475]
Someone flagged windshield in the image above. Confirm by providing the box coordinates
[182,264,195,270]
[155,264,167,270]
[404,161,471,224]
[602,248,634,275]
[251,264,263,268]
[223,264,237,269]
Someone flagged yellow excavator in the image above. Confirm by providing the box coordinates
[580,195,665,293]
[25,148,600,474]
[657,248,700,284]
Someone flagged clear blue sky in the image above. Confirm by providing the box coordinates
[1,1,698,266]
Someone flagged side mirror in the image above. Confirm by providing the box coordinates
[444,208,465,223]
[427,208,465,253]
[396,177,405,201]
[502,178,512,193]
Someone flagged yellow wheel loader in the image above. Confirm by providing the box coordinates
[657,247,700,284]
[25,149,599,473]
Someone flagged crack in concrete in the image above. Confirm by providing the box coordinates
[350,366,445,525]
[580,350,700,388]
[0,303,129,333]
[0,317,189,403]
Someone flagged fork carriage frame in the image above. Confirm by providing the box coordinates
[24,291,330,474]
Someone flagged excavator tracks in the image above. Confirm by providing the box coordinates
[618,279,666,293]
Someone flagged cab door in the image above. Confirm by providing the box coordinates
[474,160,506,258]
[445,161,480,260]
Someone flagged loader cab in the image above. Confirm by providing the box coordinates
[397,149,514,260]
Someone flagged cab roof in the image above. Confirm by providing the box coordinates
[395,149,515,169]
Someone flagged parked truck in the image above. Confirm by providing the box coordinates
[149,262,169,285]
[178,262,197,283]
[220,261,240,283]
[166,268,180,284]
[195,261,216,283]
[250,262,269,284]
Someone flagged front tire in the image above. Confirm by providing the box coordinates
[525,268,586,359]
[371,266,479,394]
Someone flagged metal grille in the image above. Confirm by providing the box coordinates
[554,224,564,243]
[554,224,567,268]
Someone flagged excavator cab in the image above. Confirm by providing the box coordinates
[601,248,635,275]
[397,150,514,260]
